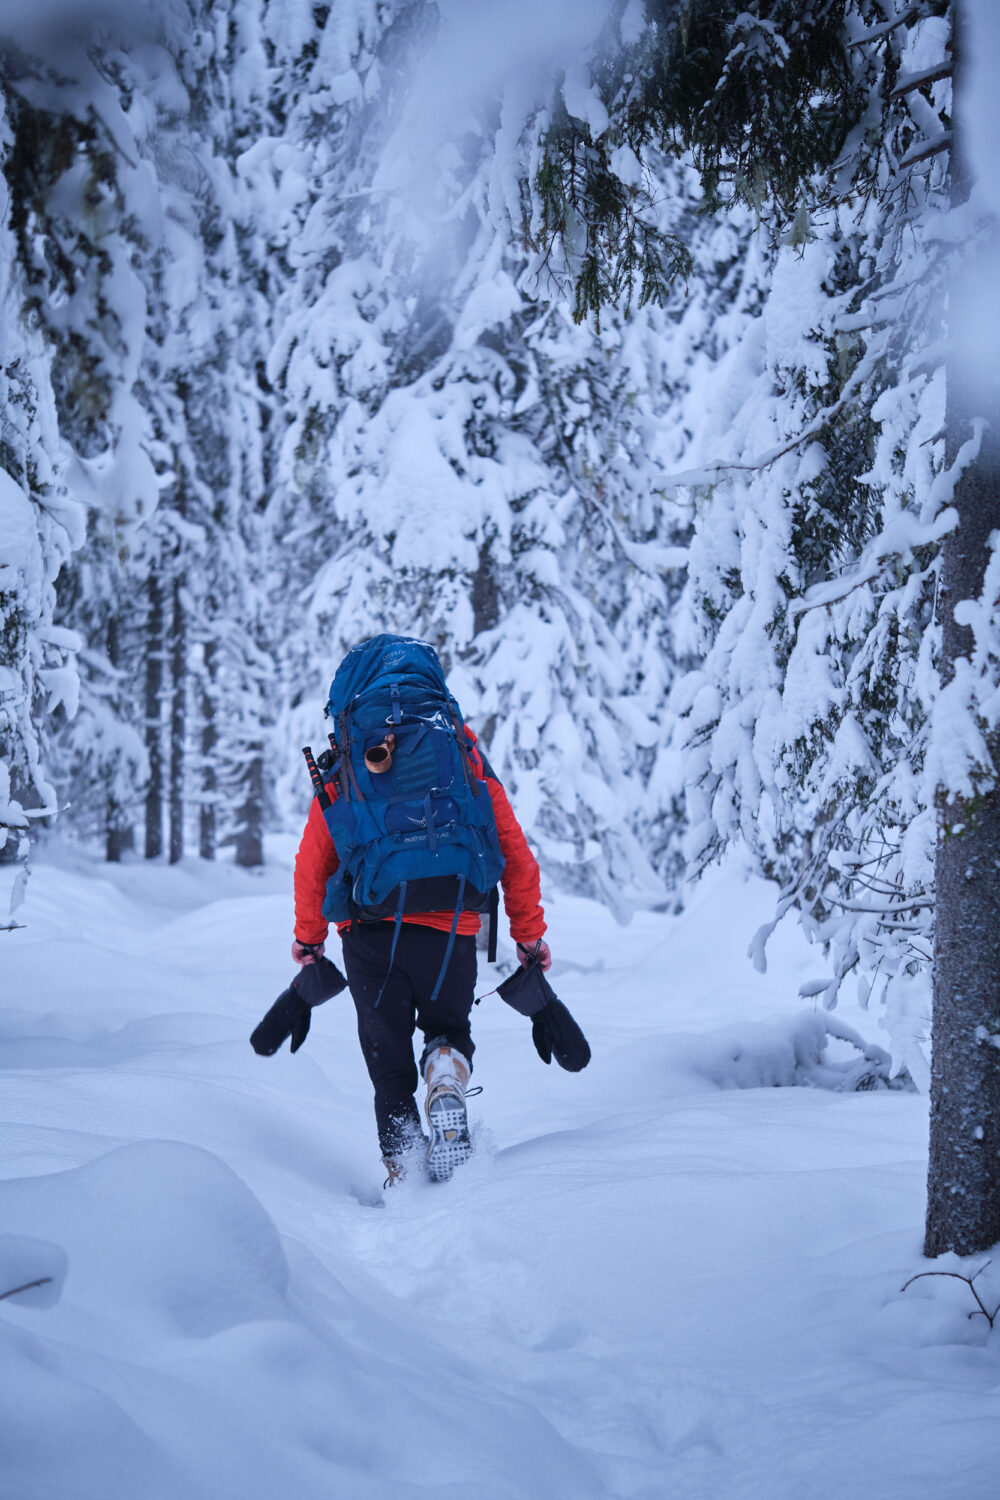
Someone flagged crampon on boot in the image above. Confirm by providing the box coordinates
[422,1042,472,1182]
[381,1120,430,1189]
[382,1156,411,1189]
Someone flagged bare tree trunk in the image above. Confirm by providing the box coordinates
[199,638,217,861]
[105,615,134,863]
[144,571,164,860]
[105,806,131,864]
[169,575,185,865]
[234,749,265,868]
[925,1,1000,1257]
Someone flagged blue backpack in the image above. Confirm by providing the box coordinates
[302,635,505,995]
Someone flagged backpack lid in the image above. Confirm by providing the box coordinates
[327,634,449,721]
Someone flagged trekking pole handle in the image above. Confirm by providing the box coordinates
[302,746,332,811]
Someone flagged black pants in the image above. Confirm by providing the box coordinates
[341,923,477,1157]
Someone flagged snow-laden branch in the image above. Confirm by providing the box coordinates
[788,506,956,619]
[898,132,952,172]
[848,4,946,50]
[788,420,985,619]
[661,331,890,490]
[889,61,953,100]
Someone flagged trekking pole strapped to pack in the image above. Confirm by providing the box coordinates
[302,746,331,812]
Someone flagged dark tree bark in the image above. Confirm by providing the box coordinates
[144,570,164,860]
[168,575,185,865]
[234,749,265,869]
[106,806,133,864]
[199,638,217,861]
[471,539,499,635]
[105,615,134,863]
[925,1,1000,1257]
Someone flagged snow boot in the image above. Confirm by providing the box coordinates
[381,1121,430,1190]
[382,1156,406,1189]
[422,1042,472,1182]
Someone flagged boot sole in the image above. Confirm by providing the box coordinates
[425,1094,472,1182]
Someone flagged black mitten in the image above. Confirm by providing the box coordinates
[497,961,557,1017]
[531,998,591,1072]
[293,955,348,1006]
[250,988,312,1056]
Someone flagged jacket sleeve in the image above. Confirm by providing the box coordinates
[486,777,546,945]
[293,793,340,945]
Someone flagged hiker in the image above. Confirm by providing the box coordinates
[290,635,552,1183]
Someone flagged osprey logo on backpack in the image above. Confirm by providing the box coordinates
[305,635,505,930]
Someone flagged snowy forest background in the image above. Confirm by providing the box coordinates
[1,0,995,1101]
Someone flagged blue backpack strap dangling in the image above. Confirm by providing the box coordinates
[428,875,466,1005]
[487,885,499,964]
[374,882,408,1008]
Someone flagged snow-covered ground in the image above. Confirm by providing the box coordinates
[1,844,998,1499]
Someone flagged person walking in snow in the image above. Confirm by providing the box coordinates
[254,635,556,1185]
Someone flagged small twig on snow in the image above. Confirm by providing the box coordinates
[0,1278,54,1303]
[900,1261,1000,1328]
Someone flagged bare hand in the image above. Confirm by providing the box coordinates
[292,939,324,966]
[517,939,551,972]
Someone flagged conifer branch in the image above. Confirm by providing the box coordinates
[848,5,947,50]
[788,571,882,617]
[663,333,890,491]
[825,897,932,915]
[897,133,952,172]
[889,61,952,99]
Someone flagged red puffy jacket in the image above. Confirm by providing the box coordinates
[293,728,546,947]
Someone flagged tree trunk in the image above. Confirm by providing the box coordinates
[144,571,164,860]
[106,813,133,864]
[105,615,134,863]
[169,575,185,865]
[925,1,1000,1257]
[234,749,265,868]
[925,403,1000,1255]
[199,638,217,861]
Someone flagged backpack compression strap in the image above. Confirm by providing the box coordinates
[336,711,364,802]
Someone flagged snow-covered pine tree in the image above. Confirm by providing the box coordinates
[516,0,1000,1253]
[127,0,259,866]
[260,0,688,915]
[55,0,276,868]
[514,0,949,1002]
[1,18,158,897]
[0,90,69,923]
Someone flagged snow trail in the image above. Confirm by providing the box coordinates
[1,846,997,1498]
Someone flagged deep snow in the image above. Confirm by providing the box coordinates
[1,843,998,1499]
